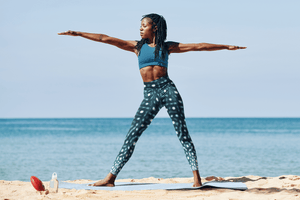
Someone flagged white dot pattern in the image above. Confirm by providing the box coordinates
[110,76,198,176]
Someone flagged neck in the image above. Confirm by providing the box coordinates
[147,36,156,47]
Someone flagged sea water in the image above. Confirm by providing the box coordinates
[0,118,299,182]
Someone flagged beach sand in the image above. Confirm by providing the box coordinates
[1,175,300,200]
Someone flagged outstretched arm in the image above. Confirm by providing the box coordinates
[168,42,246,54]
[58,30,137,53]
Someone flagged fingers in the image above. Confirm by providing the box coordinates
[235,46,247,49]
[57,30,79,36]
[235,46,247,50]
[61,30,73,35]
[228,45,247,50]
[57,30,69,35]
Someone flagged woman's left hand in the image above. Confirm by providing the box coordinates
[228,45,247,50]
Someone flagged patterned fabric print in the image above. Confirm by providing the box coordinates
[110,76,198,176]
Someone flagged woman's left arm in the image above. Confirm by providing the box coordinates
[168,42,246,53]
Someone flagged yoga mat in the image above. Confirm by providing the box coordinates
[59,181,247,191]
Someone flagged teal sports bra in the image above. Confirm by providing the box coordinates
[138,44,168,69]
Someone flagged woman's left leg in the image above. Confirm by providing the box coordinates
[164,82,198,170]
[164,82,202,186]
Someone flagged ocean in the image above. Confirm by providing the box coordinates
[0,118,299,182]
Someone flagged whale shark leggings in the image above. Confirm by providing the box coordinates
[110,75,199,176]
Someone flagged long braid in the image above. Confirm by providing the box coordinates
[136,13,168,60]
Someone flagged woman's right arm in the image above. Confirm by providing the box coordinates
[58,30,137,53]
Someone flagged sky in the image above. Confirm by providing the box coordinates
[0,0,299,118]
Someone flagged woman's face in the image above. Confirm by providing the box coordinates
[140,18,155,40]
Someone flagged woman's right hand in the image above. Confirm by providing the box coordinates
[57,31,137,54]
[57,30,81,36]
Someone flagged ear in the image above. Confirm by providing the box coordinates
[153,26,158,32]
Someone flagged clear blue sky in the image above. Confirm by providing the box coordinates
[1,0,299,118]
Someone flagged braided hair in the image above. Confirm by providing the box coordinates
[136,13,168,60]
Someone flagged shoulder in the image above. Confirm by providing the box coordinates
[165,41,179,52]
[127,40,138,46]
[165,41,179,46]
[165,42,200,54]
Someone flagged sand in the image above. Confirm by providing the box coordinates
[1,175,300,200]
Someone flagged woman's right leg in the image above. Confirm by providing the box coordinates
[110,99,160,176]
[110,87,163,176]
[92,87,162,186]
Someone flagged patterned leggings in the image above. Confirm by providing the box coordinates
[110,75,198,176]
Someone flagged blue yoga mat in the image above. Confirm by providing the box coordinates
[59,181,247,191]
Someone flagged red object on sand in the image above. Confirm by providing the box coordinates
[30,176,45,191]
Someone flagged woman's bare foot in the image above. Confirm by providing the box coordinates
[89,173,116,187]
[192,170,202,187]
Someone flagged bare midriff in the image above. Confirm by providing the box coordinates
[140,65,167,82]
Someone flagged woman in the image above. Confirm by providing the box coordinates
[58,13,246,187]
